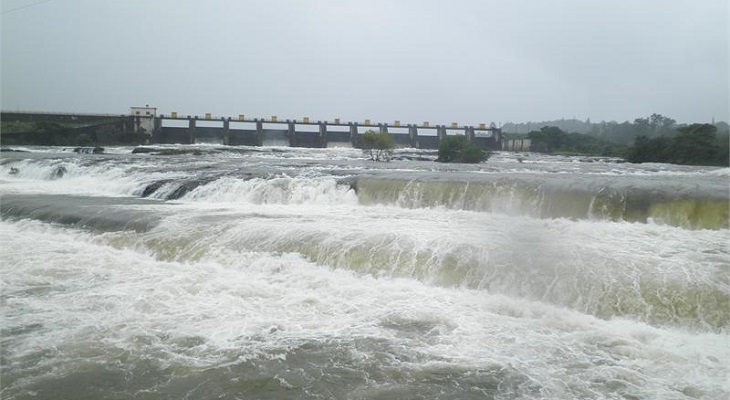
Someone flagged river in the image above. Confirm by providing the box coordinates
[1,145,728,399]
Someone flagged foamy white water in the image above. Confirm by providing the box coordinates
[1,146,728,399]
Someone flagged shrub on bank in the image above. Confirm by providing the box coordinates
[360,130,395,162]
[437,135,490,163]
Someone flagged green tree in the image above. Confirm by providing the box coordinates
[717,131,729,166]
[672,124,719,165]
[649,113,677,137]
[437,135,490,163]
[360,130,395,162]
[526,126,627,156]
[627,135,672,163]
[633,117,652,137]
[627,124,725,166]
[527,126,568,153]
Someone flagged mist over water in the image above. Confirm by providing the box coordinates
[1,146,728,399]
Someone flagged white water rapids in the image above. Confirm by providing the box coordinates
[1,146,728,399]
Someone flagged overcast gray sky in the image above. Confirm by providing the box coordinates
[2,0,728,125]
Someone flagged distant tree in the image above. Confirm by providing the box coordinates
[502,119,592,135]
[360,130,395,162]
[714,121,729,135]
[672,124,719,165]
[527,126,626,156]
[626,135,672,163]
[717,130,729,166]
[649,113,676,137]
[437,135,490,163]
[633,117,652,137]
[585,114,678,144]
[527,126,568,153]
[627,123,725,166]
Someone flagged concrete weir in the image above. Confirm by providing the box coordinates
[153,115,503,150]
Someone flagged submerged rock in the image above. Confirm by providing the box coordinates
[336,176,358,193]
[73,147,104,154]
[139,180,171,197]
[51,166,67,179]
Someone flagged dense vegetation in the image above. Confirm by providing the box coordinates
[360,130,395,162]
[527,126,628,157]
[626,124,728,166]
[513,114,729,166]
[437,135,490,163]
[504,113,716,144]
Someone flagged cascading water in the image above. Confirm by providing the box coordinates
[1,145,728,399]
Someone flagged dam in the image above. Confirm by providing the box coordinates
[154,114,503,150]
[1,110,504,150]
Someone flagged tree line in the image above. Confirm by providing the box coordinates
[345,118,730,167]
[626,124,729,166]
[504,113,729,145]
[518,114,729,166]
[526,126,628,157]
